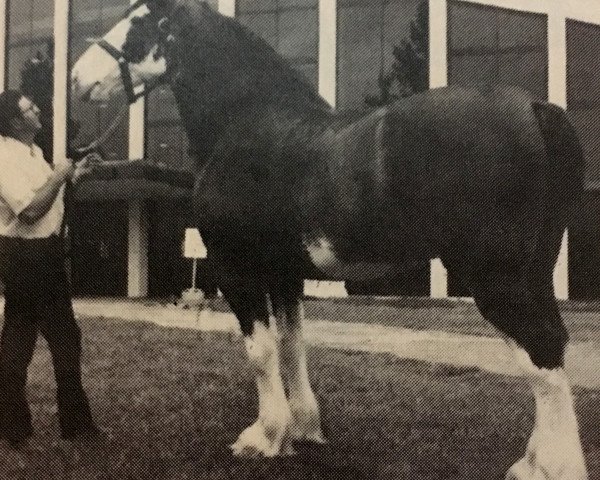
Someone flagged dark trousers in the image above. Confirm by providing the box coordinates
[0,236,96,444]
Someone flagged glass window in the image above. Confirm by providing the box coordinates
[145,0,219,171]
[337,0,427,110]
[566,20,600,300]
[147,199,220,299]
[337,5,382,110]
[6,0,54,90]
[336,0,430,295]
[569,191,600,300]
[67,1,131,297]
[447,1,548,100]
[236,0,319,87]
[69,0,130,162]
[447,2,548,296]
[237,13,278,49]
[237,0,278,14]
[69,202,129,297]
[146,122,194,171]
[147,85,180,124]
[567,20,600,183]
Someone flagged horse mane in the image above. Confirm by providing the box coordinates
[169,0,332,116]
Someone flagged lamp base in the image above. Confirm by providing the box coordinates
[180,288,204,308]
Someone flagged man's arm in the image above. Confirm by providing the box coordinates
[18,161,74,225]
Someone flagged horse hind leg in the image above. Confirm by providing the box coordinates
[506,239,586,480]
[221,282,294,457]
[271,279,326,445]
[504,340,586,480]
[462,240,587,479]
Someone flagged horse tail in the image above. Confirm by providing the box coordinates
[532,101,585,228]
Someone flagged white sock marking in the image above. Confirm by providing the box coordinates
[506,341,587,480]
[276,302,325,443]
[231,321,292,457]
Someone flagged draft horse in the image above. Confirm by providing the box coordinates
[71,1,588,478]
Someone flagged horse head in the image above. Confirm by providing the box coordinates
[72,0,329,115]
[71,0,171,103]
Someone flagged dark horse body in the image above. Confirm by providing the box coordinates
[196,83,580,368]
[71,1,588,477]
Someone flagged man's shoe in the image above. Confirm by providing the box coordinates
[55,438,81,464]
[69,426,108,444]
[55,426,108,459]
[0,439,27,472]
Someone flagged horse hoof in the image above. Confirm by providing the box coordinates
[304,433,327,445]
[0,441,27,472]
[289,404,327,445]
[290,429,327,445]
[230,421,294,458]
[505,456,588,480]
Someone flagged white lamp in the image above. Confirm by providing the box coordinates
[180,228,207,307]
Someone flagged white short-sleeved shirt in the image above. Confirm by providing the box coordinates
[0,136,65,238]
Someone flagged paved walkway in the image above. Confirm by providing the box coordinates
[64,299,599,390]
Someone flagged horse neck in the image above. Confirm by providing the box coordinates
[171,69,331,133]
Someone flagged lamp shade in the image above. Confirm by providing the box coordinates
[183,228,207,259]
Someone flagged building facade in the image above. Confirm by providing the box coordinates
[1,0,599,299]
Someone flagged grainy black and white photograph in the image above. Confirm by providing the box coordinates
[0,0,598,478]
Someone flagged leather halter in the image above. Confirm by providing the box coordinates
[95,39,141,104]
[94,0,167,104]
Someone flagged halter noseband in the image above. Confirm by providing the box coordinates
[96,39,140,104]
[94,0,169,104]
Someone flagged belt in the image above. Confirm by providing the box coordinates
[0,234,61,248]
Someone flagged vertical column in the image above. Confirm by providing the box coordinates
[303,0,347,298]
[428,0,448,89]
[127,0,148,297]
[53,0,69,164]
[428,0,449,298]
[318,0,336,107]
[0,0,6,92]
[218,0,235,17]
[548,5,569,300]
[206,0,234,298]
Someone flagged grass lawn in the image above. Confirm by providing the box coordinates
[202,296,600,343]
[1,316,599,480]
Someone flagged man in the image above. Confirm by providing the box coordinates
[0,90,100,454]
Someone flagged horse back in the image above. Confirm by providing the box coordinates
[315,85,551,269]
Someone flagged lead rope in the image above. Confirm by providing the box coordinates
[60,103,129,252]
[72,103,130,156]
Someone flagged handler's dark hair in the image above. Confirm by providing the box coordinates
[0,90,25,138]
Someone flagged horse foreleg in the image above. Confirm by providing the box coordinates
[273,296,326,444]
[505,340,587,480]
[223,285,294,457]
[231,320,294,457]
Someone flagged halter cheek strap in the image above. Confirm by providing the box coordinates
[95,39,140,104]
[96,39,123,61]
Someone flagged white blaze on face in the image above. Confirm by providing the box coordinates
[71,4,166,102]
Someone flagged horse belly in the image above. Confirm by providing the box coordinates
[303,235,396,281]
